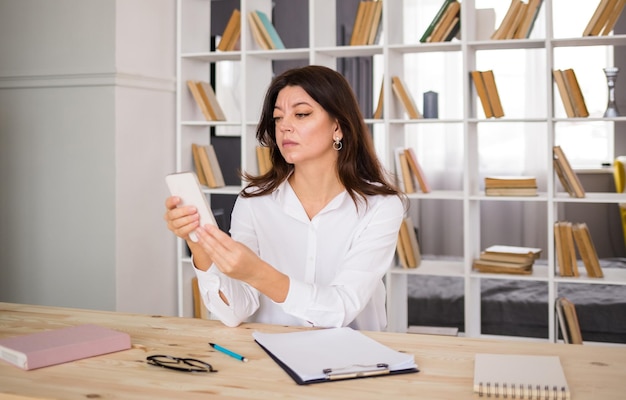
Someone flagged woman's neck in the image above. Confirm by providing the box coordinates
[288,166,345,219]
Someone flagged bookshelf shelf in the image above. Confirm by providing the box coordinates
[176,0,625,344]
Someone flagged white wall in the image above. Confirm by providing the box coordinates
[0,0,178,315]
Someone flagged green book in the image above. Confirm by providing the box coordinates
[255,10,285,49]
[419,0,456,43]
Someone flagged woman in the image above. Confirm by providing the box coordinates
[165,65,404,331]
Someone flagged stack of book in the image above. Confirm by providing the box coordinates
[554,221,603,278]
[472,245,541,275]
[187,80,226,122]
[391,76,422,119]
[555,296,583,344]
[216,9,241,51]
[470,70,504,118]
[484,176,537,196]
[583,0,626,36]
[553,69,589,118]
[419,0,461,43]
[553,146,585,198]
[396,217,421,269]
[349,0,383,46]
[248,10,285,50]
[394,147,431,194]
[490,0,544,40]
[191,143,225,188]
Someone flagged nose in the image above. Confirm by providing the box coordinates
[277,116,293,132]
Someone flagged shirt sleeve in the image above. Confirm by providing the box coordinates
[280,195,404,328]
[194,264,260,327]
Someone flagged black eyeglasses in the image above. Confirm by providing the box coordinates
[146,355,218,373]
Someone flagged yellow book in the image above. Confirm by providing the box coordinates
[391,76,422,119]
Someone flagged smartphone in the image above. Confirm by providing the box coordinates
[165,171,217,242]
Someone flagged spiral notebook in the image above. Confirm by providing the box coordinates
[474,353,571,399]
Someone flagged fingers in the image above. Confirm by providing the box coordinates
[195,226,239,272]
[164,196,200,239]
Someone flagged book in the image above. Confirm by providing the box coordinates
[252,10,285,50]
[191,143,208,186]
[349,1,367,46]
[205,144,225,188]
[404,148,431,193]
[192,277,209,319]
[514,0,544,39]
[420,0,456,43]
[601,0,626,35]
[373,79,384,119]
[365,0,383,45]
[256,146,272,175]
[480,70,505,118]
[485,187,538,196]
[583,0,615,36]
[187,80,213,121]
[398,152,415,193]
[472,258,533,274]
[427,1,460,43]
[398,217,421,268]
[479,245,540,264]
[395,227,409,269]
[473,353,571,398]
[572,222,604,278]
[252,327,418,385]
[503,1,527,40]
[554,221,579,277]
[196,81,226,121]
[553,69,577,118]
[248,11,271,50]
[196,144,225,188]
[485,176,537,196]
[0,324,131,370]
[562,69,589,118]
[553,146,585,198]
[491,0,523,40]
[187,80,226,121]
[217,9,241,51]
[558,297,584,344]
[484,176,537,188]
[351,1,383,46]
[470,70,494,118]
[391,76,422,119]
[482,245,542,259]
[555,297,571,343]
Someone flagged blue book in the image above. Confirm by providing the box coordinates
[254,10,285,50]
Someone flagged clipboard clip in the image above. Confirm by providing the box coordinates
[322,363,390,380]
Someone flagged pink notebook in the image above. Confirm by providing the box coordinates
[0,324,131,370]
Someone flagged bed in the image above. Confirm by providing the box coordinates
[406,258,626,343]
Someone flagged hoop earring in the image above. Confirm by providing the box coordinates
[333,137,343,151]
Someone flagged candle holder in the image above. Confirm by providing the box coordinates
[603,67,620,117]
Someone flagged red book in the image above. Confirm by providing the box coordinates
[0,324,131,370]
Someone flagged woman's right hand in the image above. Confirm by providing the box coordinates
[164,196,200,241]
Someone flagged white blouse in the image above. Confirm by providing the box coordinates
[194,180,404,331]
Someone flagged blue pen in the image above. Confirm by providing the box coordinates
[209,342,248,362]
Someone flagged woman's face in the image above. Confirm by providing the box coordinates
[273,85,341,166]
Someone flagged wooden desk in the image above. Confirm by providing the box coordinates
[1,302,625,399]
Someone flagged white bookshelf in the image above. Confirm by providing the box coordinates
[176,0,626,343]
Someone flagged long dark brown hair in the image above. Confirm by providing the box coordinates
[241,65,400,208]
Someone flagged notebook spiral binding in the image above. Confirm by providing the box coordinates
[477,382,569,399]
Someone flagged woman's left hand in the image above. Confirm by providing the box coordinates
[194,224,263,283]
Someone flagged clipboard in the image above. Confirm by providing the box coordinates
[253,328,419,385]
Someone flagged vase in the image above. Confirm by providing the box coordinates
[603,67,620,117]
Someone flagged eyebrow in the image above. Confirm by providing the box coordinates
[274,101,313,111]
